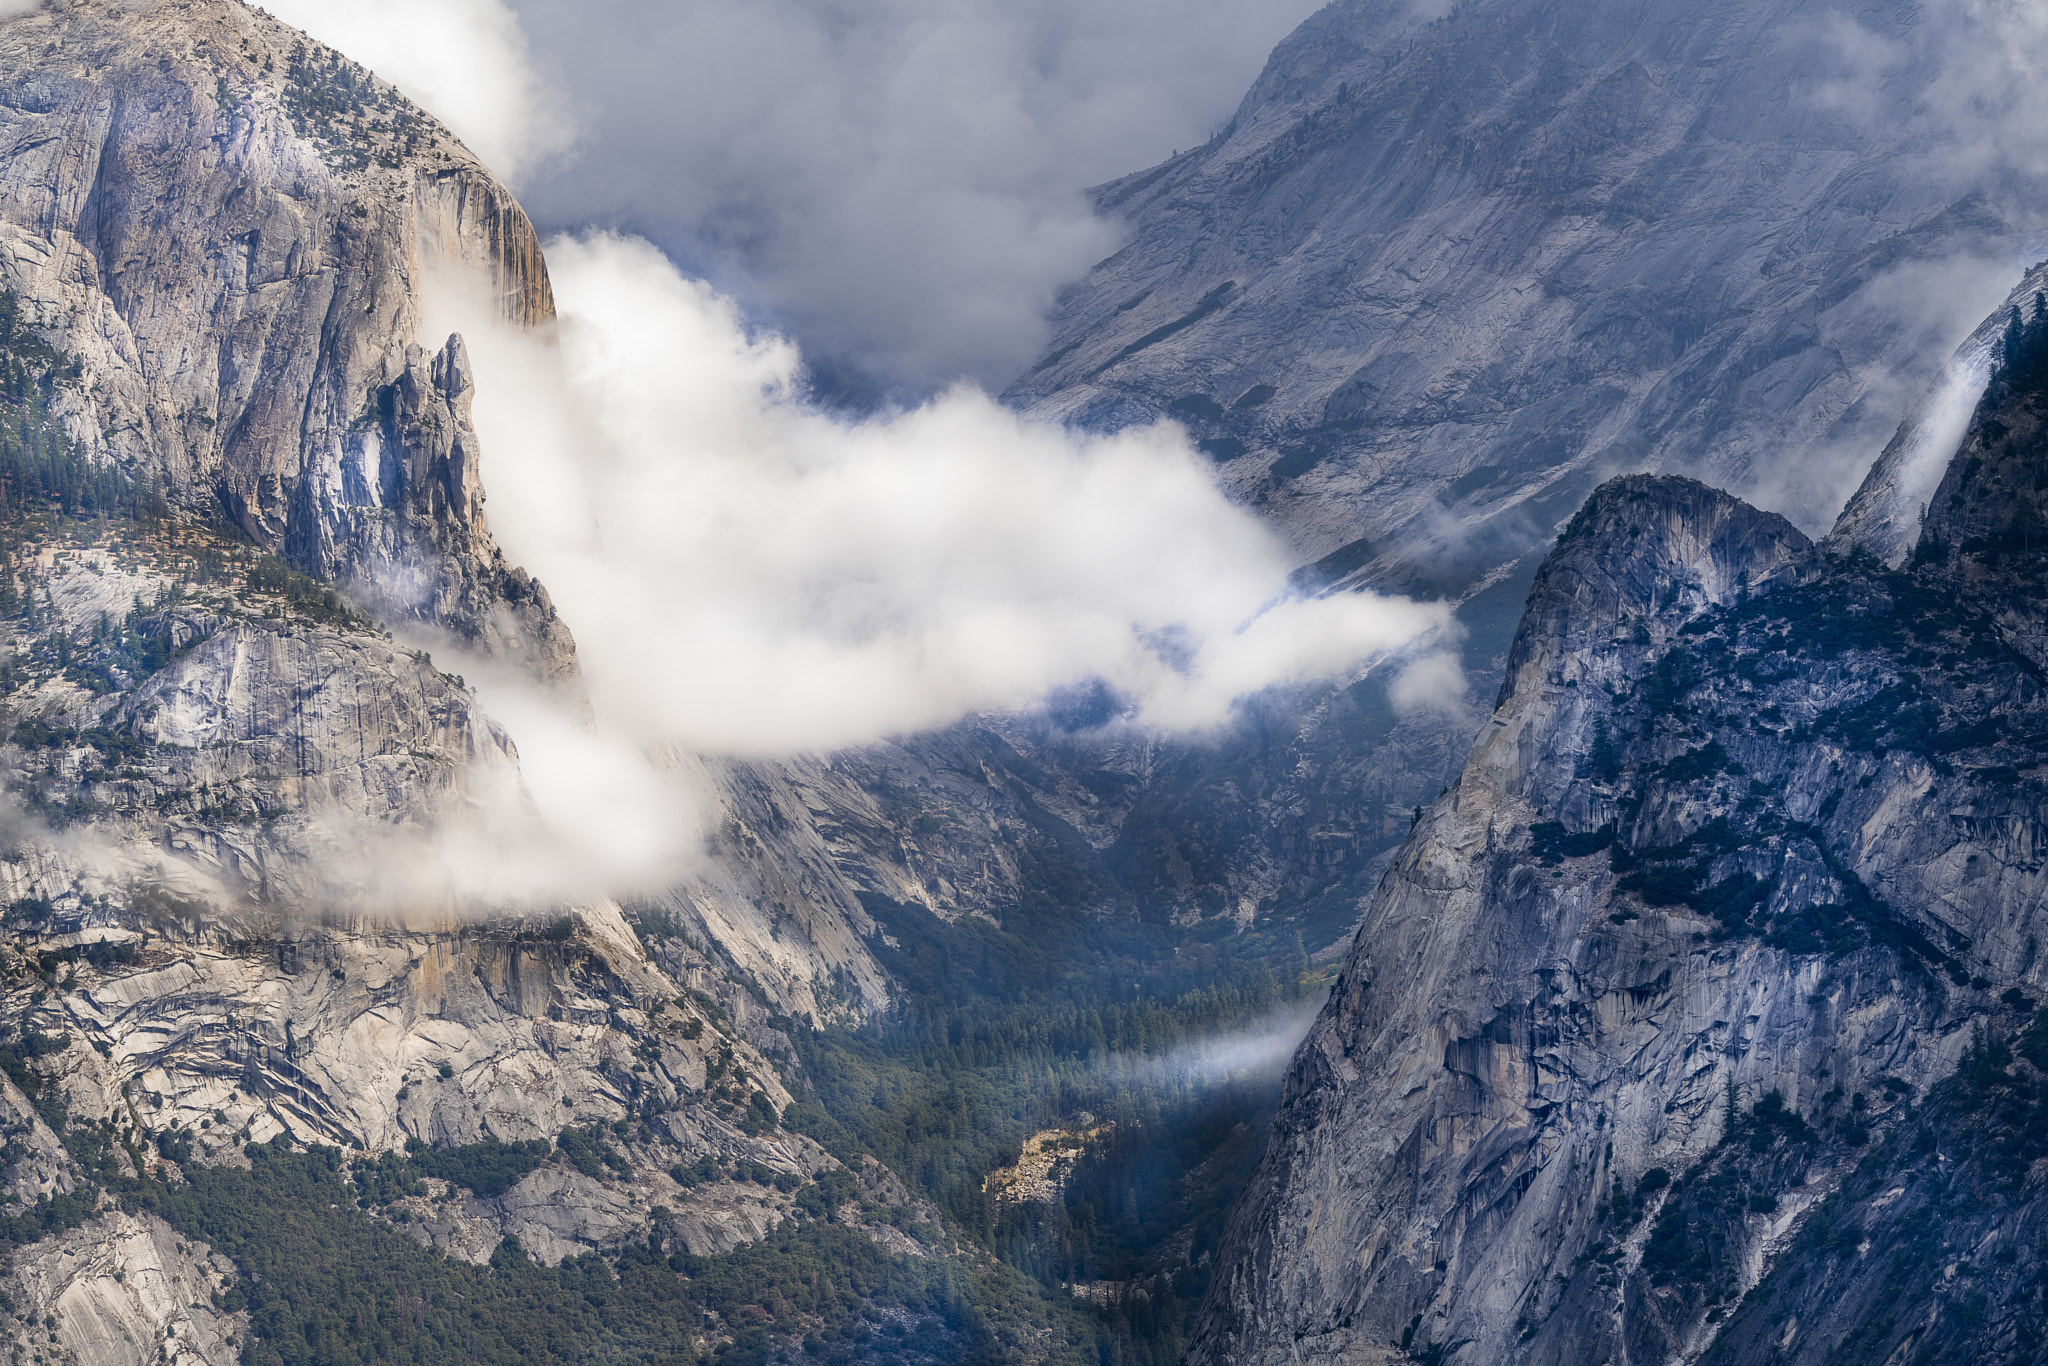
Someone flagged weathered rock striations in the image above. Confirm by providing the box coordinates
[0,533,830,1277]
[13,1211,245,1366]
[0,8,915,1353]
[1008,0,2048,597]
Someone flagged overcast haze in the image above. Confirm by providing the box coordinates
[504,0,1323,395]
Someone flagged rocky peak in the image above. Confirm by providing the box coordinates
[1500,475,1813,709]
[0,0,572,679]
[1188,275,2048,1365]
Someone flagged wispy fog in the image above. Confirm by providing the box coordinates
[507,0,1327,392]
[1095,996,1325,1088]
[1742,253,2019,533]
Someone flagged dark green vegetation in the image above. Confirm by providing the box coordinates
[1584,1085,1882,1317]
[0,289,158,536]
[353,1138,553,1202]
[278,44,430,172]
[1516,1069,1917,1363]
[1996,291,2048,391]
[0,1029,116,1259]
[109,838,1332,1366]
[128,1140,1013,1366]
[0,287,360,669]
[783,889,1323,1366]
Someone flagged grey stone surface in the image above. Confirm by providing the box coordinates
[12,1212,245,1366]
[1008,0,2048,595]
[0,0,573,681]
[1191,324,2048,1362]
[0,10,905,1361]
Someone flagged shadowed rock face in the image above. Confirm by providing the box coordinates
[1007,0,2048,598]
[0,0,573,680]
[1188,305,2048,1363]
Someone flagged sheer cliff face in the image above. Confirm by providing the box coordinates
[1007,0,2047,594]
[0,0,571,678]
[1193,366,2048,1363]
[0,3,889,1322]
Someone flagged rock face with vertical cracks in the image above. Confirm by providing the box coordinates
[1191,330,2048,1362]
[0,0,574,680]
[0,8,913,1352]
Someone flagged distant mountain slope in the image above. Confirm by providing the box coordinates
[1007,0,2048,598]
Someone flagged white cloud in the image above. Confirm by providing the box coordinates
[254,0,1325,390]
[1389,651,1471,718]
[431,233,1451,756]
[1780,0,2048,198]
[259,0,575,185]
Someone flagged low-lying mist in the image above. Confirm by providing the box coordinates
[1093,996,1326,1089]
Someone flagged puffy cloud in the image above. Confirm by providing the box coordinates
[432,233,1451,755]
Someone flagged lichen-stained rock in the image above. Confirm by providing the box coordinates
[10,1211,246,1366]
[1190,329,2048,1363]
[0,0,575,681]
